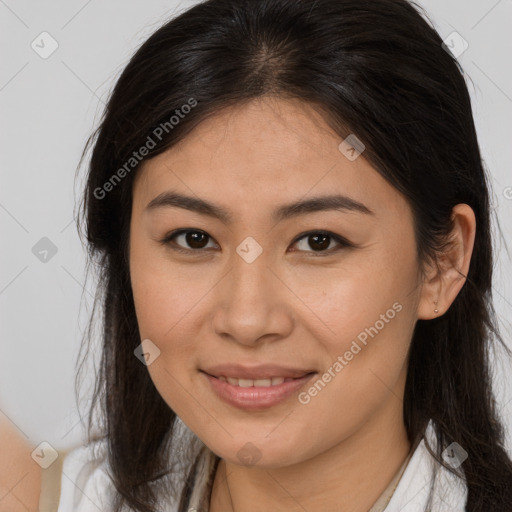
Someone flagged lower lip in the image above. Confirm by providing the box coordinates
[201,371,316,411]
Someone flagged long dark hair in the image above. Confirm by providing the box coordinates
[75,0,512,510]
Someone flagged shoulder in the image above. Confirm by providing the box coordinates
[57,437,116,512]
[57,437,184,512]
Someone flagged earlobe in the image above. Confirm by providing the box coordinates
[417,203,476,320]
[416,260,442,320]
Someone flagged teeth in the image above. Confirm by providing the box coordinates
[254,378,271,387]
[220,376,289,387]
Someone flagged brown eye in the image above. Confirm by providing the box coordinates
[182,231,209,249]
[162,229,217,252]
[306,233,330,251]
[291,231,349,254]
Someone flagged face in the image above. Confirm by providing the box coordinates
[129,96,424,468]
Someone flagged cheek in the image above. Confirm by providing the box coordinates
[290,253,416,347]
[290,276,414,440]
[130,233,208,341]
[129,241,219,413]
[129,256,202,416]
[291,251,418,398]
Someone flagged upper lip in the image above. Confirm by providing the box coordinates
[201,364,316,380]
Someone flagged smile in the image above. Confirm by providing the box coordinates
[201,371,317,411]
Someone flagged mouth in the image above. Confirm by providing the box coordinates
[201,363,317,381]
[200,369,317,411]
[202,373,313,387]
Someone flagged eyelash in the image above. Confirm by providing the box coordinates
[158,229,353,256]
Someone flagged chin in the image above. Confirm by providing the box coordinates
[204,433,312,469]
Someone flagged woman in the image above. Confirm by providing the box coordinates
[56,0,512,510]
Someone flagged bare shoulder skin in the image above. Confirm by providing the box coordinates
[0,416,41,512]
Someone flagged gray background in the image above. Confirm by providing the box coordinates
[1,0,511,451]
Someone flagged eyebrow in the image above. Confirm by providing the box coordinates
[145,191,374,223]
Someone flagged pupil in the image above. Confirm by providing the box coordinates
[310,234,329,250]
[187,231,207,249]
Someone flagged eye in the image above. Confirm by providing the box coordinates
[290,230,352,255]
[160,229,217,253]
[160,228,352,256]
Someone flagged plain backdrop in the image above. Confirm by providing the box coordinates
[1,0,511,452]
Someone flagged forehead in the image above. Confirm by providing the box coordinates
[132,97,409,221]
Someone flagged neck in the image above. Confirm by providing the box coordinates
[209,394,411,512]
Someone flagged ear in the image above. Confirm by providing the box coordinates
[417,203,476,320]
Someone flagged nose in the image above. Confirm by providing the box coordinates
[211,244,294,347]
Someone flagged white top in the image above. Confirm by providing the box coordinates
[57,420,467,511]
